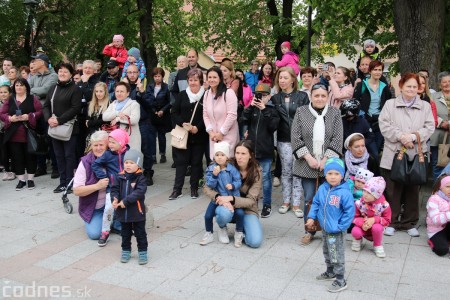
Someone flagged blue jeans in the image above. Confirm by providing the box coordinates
[84,208,104,240]
[257,157,272,206]
[139,122,154,175]
[302,176,325,231]
[149,123,167,157]
[205,202,245,232]
[431,146,444,182]
[215,206,263,248]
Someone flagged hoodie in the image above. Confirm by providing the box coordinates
[275,52,300,75]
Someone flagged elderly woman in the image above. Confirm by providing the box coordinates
[430,72,450,181]
[102,82,141,150]
[291,84,343,245]
[300,67,318,100]
[73,131,110,240]
[379,73,435,237]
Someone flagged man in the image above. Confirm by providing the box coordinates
[168,55,187,104]
[245,60,259,93]
[94,59,102,74]
[0,58,13,86]
[99,60,121,101]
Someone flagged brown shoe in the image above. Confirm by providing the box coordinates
[301,233,313,245]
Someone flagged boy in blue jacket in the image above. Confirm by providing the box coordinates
[305,158,355,293]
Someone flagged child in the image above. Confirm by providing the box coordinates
[111,149,148,264]
[201,142,244,247]
[426,175,450,256]
[305,158,355,293]
[343,133,370,180]
[102,34,128,70]
[351,176,391,258]
[356,39,381,70]
[91,129,130,247]
[347,167,374,202]
[121,47,146,80]
[275,41,300,75]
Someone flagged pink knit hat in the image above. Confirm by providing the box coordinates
[109,129,129,152]
[281,41,291,50]
[113,34,124,42]
[363,176,386,199]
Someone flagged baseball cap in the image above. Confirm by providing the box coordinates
[31,54,50,64]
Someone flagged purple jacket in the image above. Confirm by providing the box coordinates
[276,52,300,75]
[78,152,100,223]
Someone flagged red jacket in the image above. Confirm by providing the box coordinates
[102,45,128,69]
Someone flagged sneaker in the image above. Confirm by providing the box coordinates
[327,279,347,293]
[273,177,281,187]
[191,189,199,199]
[234,231,244,248]
[145,173,153,186]
[34,168,47,177]
[278,204,290,214]
[301,233,314,245]
[374,245,386,258]
[199,232,214,245]
[217,226,229,244]
[293,206,304,218]
[121,250,131,263]
[351,239,362,252]
[160,155,167,163]
[3,172,16,181]
[15,180,26,191]
[138,251,148,265]
[384,226,395,236]
[27,180,35,190]
[261,205,272,218]
[168,190,182,200]
[316,271,336,281]
[53,184,66,193]
[98,231,110,247]
[407,227,420,237]
[50,169,60,179]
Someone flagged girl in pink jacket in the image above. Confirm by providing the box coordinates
[426,175,450,256]
[275,42,300,76]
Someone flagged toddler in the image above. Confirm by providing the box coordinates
[102,34,128,70]
[121,47,146,80]
[275,41,300,75]
[356,39,381,69]
[347,167,374,202]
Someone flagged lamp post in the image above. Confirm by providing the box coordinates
[23,0,39,56]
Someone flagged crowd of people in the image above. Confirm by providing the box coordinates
[1,35,450,293]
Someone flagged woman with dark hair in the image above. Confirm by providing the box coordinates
[0,78,43,190]
[258,61,275,91]
[43,63,82,193]
[203,140,263,248]
[300,67,318,100]
[326,66,353,108]
[235,68,253,108]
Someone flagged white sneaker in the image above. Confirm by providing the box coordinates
[278,204,290,214]
[273,177,281,187]
[199,232,214,246]
[217,227,229,244]
[234,231,244,248]
[293,207,304,218]
[384,227,395,236]
[351,239,362,252]
[407,228,420,237]
[374,246,386,258]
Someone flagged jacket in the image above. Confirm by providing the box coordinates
[379,95,435,170]
[328,81,353,109]
[121,59,146,80]
[275,51,300,75]
[111,169,147,223]
[102,45,128,69]
[91,145,129,186]
[426,193,450,238]
[145,82,171,130]
[99,71,120,101]
[205,162,241,197]
[29,70,58,103]
[307,181,355,233]
[353,195,391,228]
[342,116,374,147]
[356,47,381,69]
[128,79,147,123]
[430,92,450,146]
[245,71,259,93]
[240,102,280,158]
[171,64,206,99]
[272,91,310,143]
[346,178,363,201]
[353,79,392,125]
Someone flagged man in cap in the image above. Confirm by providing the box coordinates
[99,60,121,101]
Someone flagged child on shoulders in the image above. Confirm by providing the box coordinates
[121,47,146,80]
[275,41,300,75]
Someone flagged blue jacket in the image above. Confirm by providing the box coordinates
[91,145,130,186]
[205,162,241,197]
[245,71,259,93]
[308,181,355,233]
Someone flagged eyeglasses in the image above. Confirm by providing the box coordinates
[311,84,328,91]
[127,71,138,74]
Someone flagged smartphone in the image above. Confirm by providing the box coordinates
[322,64,329,71]
[15,109,22,116]
[255,92,263,102]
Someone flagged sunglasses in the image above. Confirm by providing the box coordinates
[311,84,328,91]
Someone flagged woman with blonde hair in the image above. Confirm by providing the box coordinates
[220,60,239,95]
[86,82,110,135]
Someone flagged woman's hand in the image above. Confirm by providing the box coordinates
[157,111,164,117]
[222,202,234,212]
[9,115,18,123]
[440,121,449,130]
[110,118,118,126]
[48,117,59,127]
[305,154,319,169]
[96,178,109,190]
[215,132,224,142]
[208,131,216,141]
[118,112,127,119]
[20,114,29,121]
[189,126,198,134]
[319,156,328,171]
[216,195,233,205]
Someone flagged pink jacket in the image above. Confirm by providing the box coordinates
[353,195,392,228]
[426,194,450,238]
[203,89,239,159]
[242,85,253,107]
[275,52,300,75]
[329,81,353,108]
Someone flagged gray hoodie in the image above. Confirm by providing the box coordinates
[28,69,58,103]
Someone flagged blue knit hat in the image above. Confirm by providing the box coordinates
[324,158,345,178]
[127,47,141,60]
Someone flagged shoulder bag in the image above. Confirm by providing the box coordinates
[24,123,48,155]
[101,114,132,135]
[437,131,450,167]
[171,100,200,150]
[47,86,76,141]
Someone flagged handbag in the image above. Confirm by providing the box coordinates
[171,100,200,150]
[47,86,76,141]
[390,132,428,185]
[24,123,48,155]
[437,131,450,167]
[101,115,132,135]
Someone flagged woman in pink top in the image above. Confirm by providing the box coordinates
[203,66,239,159]
[327,66,354,108]
[236,69,253,108]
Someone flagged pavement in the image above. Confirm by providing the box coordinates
[0,143,449,300]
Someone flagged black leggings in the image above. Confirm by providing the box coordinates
[8,142,37,175]
[429,222,450,256]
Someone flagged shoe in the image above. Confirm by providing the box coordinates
[27,180,35,190]
[316,271,336,281]
[199,232,214,245]
[407,228,420,237]
[98,231,110,247]
[145,173,153,186]
[278,204,290,214]
[34,168,47,177]
[138,251,148,265]
[327,280,347,293]
[191,189,199,199]
[384,226,395,236]
[186,165,191,176]
[15,180,26,191]
[171,162,176,168]
[351,239,362,252]
[293,206,304,218]
[152,156,157,164]
[273,177,281,187]
[51,169,59,179]
[168,190,182,200]
[234,231,244,248]
[3,172,16,181]
[217,226,229,244]
[261,205,272,218]
[301,233,314,245]
[160,155,167,163]
[53,184,66,193]
[121,250,131,263]
[374,245,386,258]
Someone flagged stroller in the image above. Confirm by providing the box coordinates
[61,178,74,214]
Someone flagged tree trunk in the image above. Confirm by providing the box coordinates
[266,0,294,60]
[137,0,158,79]
[393,0,446,88]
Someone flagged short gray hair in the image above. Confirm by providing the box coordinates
[177,55,187,63]
[90,130,109,142]
[438,71,450,83]
[83,60,96,69]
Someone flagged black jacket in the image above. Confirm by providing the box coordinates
[342,116,374,148]
[170,64,206,99]
[271,91,309,143]
[240,102,280,159]
[144,82,171,130]
[353,80,392,125]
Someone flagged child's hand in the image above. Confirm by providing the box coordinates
[226,183,233,190]
[305,219,315,228]
[363,217,375,231]
[223,202,234,212]
[213,165,220,176]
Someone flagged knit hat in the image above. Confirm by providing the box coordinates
[127,47,141,60]
[354,168,374,184]
[363,39,376,48]
[109,129,130,151]
[255,83,271,95]
[124,149,144,169]
[281,41,291,50]
[344,133,364,150]
[113,34,124,42]
[324,158,345,178]
[363,176,386,199]
[214,141,230,158]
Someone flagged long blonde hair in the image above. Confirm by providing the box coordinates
[417,73,432,100]
[88,82,110,116]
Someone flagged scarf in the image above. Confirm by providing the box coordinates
[186,86,205,103]
[344,150,370,180]
[437,190,450,202]
[115,97,130,111]
[308,103,329,161]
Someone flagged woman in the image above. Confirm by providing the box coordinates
[148,67,171,164]
[0,85,15,181]
[220,60,240,96]
[430,72,450,181]
[203,140,263,248]
[327,66,353,108]
[73,131,110,240]
[418,73,438,127]
[86,82,110,135]
[291,84,343,244]
[236,68,253,108]
[258,61,275,93]
[379,73,434,237]
[19,66,30,80]
[170,68,208,200]
[300,67,318,100]
[43,63,82,193]
[272,67,309,217]
[8,66,19,87]
[103,82,141,150]
[0,78,43,190]
[203,66,239,159]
